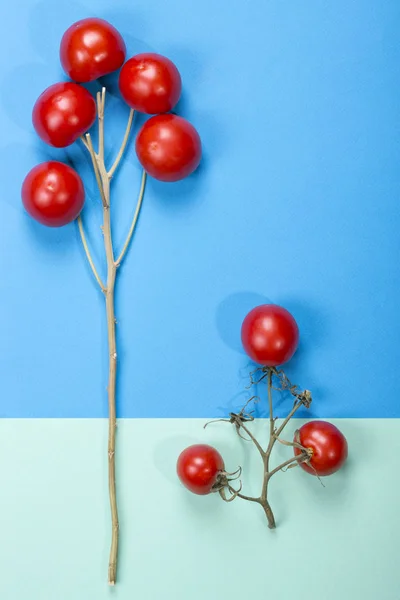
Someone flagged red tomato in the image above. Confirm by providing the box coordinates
[136,114,201,182]
[241,304,299,366]
[60,18,126,82]
[177,444,225,495]
[32,82,96,148]
[294,421,348,476]
[21,161,85,227]
[119,53,181,114]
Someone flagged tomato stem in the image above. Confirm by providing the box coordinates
[77,214,106,293]
[213,367,312,529]
[260,497,276,528]
[235,420,266,458]
[108,108,135,179]
[115,170,147,267]
[268,451,310,478]
[77,87,146,586]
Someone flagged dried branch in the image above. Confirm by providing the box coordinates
[77,87,146,586]
[214,367,312,529]
[108,108,135,179]
[115,170,147,267]
[77,215,106,293]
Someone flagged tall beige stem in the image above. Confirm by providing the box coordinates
[99,164,119,585]
[90,89,120,585]
[78,89,146,585]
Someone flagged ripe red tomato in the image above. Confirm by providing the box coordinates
[136,114,201,182]
[294,421,348,476]
[21,161,85,227]
[60,18,126,82]
[32,82,96,148]
[241,304,299,366]
[177,444,225,495]
[119,53,181,114]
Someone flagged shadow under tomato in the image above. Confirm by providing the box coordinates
[146,165,207,215]
[215,290,271,355]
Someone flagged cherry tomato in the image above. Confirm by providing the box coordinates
[60,18,126,82]
[136,114,201,182]
[32,82,96,148]
[177,444,225,495]
[294,421,348,476]
[21,161,85,227]
[241,304,299,366]
[119,53,181,114]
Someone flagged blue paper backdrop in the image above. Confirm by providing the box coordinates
[0,0,399,418]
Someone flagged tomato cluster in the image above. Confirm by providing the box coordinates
[22,18,202,226]
[177,304,348,501]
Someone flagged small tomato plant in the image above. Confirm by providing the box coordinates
[177,304,348,527]
[22,17,201,585]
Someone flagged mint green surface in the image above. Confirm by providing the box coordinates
[1,419,398,599]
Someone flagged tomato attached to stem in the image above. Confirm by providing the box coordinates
[241,304,299,366]
[294,421,348,476]
[22,161,85,227]
[177,444,225,495]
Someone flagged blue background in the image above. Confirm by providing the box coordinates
[0,0,399,418]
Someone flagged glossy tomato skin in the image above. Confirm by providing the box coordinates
[22,161,85,227]
[241,304,299,366]
[294,421,348,476]
[32,82,96,148]
[60,18,126,82]
[119,53,181,114]
[136,114,201,182]
[177,444,225,495]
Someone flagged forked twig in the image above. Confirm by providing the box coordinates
[210,367,313,527]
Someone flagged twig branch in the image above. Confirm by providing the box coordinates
[77,87,146,585]
[234,419,265,459]
[268,452,309,478]
[108,108,135,179]
[275,401,303,438]
[77,215,106,293]
[97,87,106,162]
[92,90,120,586]
[80,135,90,151]
[236,492,260,503]
[217,367,312,529]
[115,170,147,267]
[85,133,108,207]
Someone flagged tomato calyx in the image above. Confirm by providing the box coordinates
[272,429,314,472]
[204,396,259,442]
[211,466,243,502]
[248,367,312,410]
[293,429,313,455]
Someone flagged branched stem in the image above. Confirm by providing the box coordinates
[76,87,141,585]
[220,367,312,529]
[85,133,108,208]
[236,492,260,503]
[109,109,135,179]
[115,170,147,267]
[268,451,310,478]
[91,90,119,586]
[235,420,265,459]
[80,135,90,151]
[97,88,106,162]
[77,215,106,293]
[275,401,303,438]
